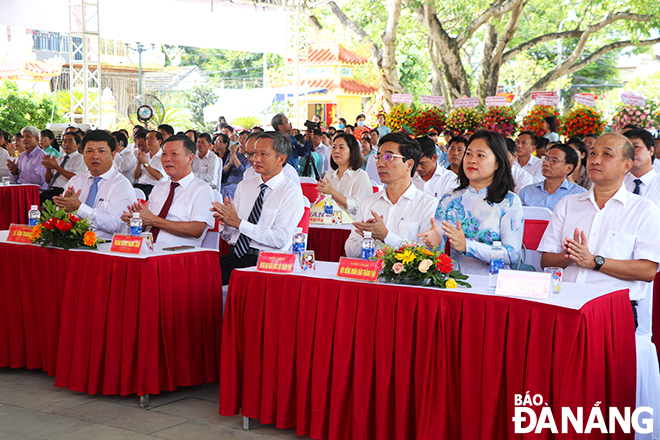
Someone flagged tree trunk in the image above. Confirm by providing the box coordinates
[477,22,498,104]
[379,0,406,105]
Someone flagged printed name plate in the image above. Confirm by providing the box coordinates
[420,95,445,106]
[256,252,296,273]
[7,224,34,243]
[531,91,555,100]
[337,257,380,282]
[485,96,508,107]
[110,234,144,254]
[391,93,414,104]
[454,97,480,108]
[574,93,596,107]
[495,269,551,299]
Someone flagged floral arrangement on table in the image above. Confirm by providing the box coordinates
[561,105,606,138]
[446,107,482,134]
[386,104,415,133]
[482,106,518,136]
[374,243,470,288]
[29,200,102,250]
[521,105,561,136]
[412,106,446,136]
[610,104,658,132]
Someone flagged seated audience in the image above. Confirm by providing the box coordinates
[7,126,47,189]
[345,133,438,257]
[243,132,301,185]
[518,143,586,210]
[214,132,248,199]
[623,129,660,206]
[411,136,445,196]
[419,130,524,275]
[514,131,544,181]
[213,131,305,285]
[505,137,535,193]
[123,135,214,247]
[566,136,591,189]
[41,131,87,204]
[53,130,137,239]
[0,130,12,177]
[359,132,375,171]
[192,133,221,189]
[112,131,137,184]
[317,133,372,216]
[40,129,61,158]
[375,113,391,137]
[133,130,165,199]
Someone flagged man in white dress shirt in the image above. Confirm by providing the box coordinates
[53,130,137,239]
[242,132,301,186]
[40,131,87,204]
[505,137,536,193]
[345,133,438,257]
[514,131,544,181]
[122,135,215,247]
[623,129,660,207]
[411,136,445,196]
[538,133,660,436]
[213,131,305,285]
[133,130,165,199]
[112,131,137,184]
[192,133,220,189]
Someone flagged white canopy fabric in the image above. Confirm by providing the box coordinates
[1,0,286,54]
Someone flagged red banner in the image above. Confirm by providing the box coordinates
[337,257,379,282]
[256,252,296,274]
[110,234,143,254]
[7,224,34,243]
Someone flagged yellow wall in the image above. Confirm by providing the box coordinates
[336,95,363,124]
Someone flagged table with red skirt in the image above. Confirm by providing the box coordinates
[0,184,40,230]
[220,263,636,440]
[0,237,224,396]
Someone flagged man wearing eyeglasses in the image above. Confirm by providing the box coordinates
[518,144,586,211]
[345,133,438,257]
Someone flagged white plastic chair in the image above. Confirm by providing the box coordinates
[521,206,553,272]
[299,176,317,184]
[134,188,146,201]
[365,155,381,185]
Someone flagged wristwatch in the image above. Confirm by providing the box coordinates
[144,162,150,167]
[594,255,605,271]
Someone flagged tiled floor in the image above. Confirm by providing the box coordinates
[0,368,305,439]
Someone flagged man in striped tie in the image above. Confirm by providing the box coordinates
[213,131,305,285]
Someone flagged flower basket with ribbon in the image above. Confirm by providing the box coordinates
[482,106,518,136]
[446,107,482,134]
[610,104,658,132]
[522,105,561,136]
[562,105,606,138]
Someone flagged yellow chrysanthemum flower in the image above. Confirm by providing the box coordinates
[395,249,416,264]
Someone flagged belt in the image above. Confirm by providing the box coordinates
[229,245,260,257]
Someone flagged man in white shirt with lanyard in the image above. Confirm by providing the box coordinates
[345,133,438,257]
[514,131,544,181]
[122,135,214,247]
[213,131,305,285]
[133,130,165,199]
[192,133,220,189]
[538,133,660,435]
[53,130,137,239]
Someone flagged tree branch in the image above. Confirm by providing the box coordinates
[325,1,383,64]
[456,0,522,47]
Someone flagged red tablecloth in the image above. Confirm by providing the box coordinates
[220,271,636,440]
[307,226,350,262]
[0,185,40,229]
[0,243,224,396]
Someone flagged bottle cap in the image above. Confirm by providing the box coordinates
[132,212,140,218]
[31,205,38,210]
[296,227,303,234]
[493,241,502,248]
[364,231,372,238]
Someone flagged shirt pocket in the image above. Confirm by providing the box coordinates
[397,220,421,241]
[604,232,635,260]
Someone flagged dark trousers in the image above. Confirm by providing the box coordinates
[220,251,259,285]
[40,187,64,206]
[133,183,154,200]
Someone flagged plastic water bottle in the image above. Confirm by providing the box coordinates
[324,196,333,225]
[292,227,306,255]
[130,213,142,236]
[361,231,375,260]
[489,241,506,290]
[28,205,40,226]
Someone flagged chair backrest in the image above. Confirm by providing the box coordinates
[523,219,550,251]
[523,206,553,221]
[301,183,319,205]
[216,157,223,194]
[365,155,381,185]
[213,189,222,203]
[299,176,317,184]
[298,206,311,234]
[201,231,220,250]
[134,187,146,202]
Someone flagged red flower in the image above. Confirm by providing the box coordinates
[55,219,73,232]
[68,214,81,223]
[44,218,57,230]
[436,253,453,274]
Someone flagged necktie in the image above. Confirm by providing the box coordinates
[151,181,180,243]
[48,155,69,190]
[85,177,102,207]
[233,183,268,258]
[633,179,642,195]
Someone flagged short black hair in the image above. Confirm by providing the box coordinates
[623,124,641,131]
[111,131,127,148]
[157,124,174,136]
[135,130,148,141]
[415,136,437,159]
[583,133,598,140]
[185,129,199,143]
[221,124,234,134]
[548,143,579,175]
[624,129,655,151]
[81,130,117,152]
[252,126,265,133]
[536,136,549,151]
[198,132,213,143]
[0,130,10,142]
[456,131,514,204]
[449,135,468,148]
[504,137,516,156]
[379,132,422,177]
[567,136,588,168]
[148,130,163,142]
[331,133,363,171]
[214,133,230,145]
[544,116,558,133]
[518,131,538,146]
[162,135,196,156]
[312,128,323,136]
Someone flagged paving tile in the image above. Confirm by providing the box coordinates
[153,420,280,440]
[0,368,59,390]
[152,397,225,425]
[54,400,187,435]
[0,381,97,412]
[0,404,92,439]
[49,424,159,440]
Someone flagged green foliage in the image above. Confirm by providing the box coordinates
[0,81,66,133]
[179,47,268,88]
[231,116,262,130]
[152,106,192,130]
[185,84,218,131]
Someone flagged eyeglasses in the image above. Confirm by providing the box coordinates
[542,156,565,165]
[245,152,255,158]
[375,153,406,162]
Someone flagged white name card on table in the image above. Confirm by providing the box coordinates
[574,93,595,107]
[391,93,414,104]
[535,96,560,106]
[453,97,479,108]
[495,269,551,300]
[420,95,445,106]
[485,96,508,107]
[621,91,646,107]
